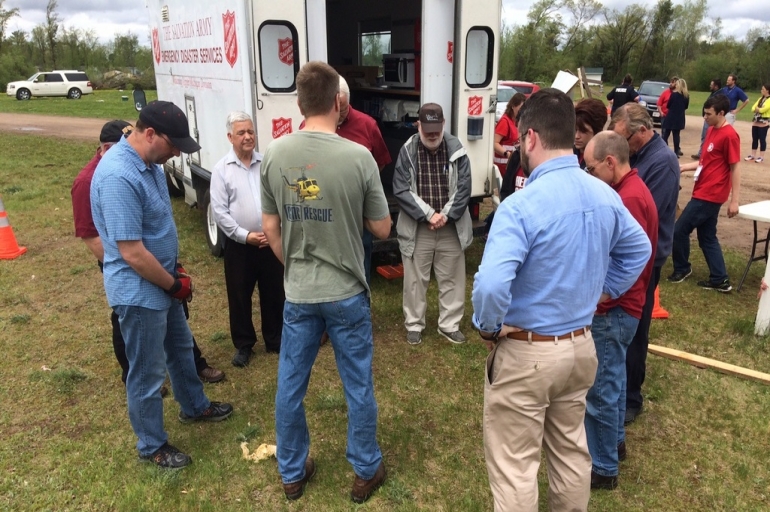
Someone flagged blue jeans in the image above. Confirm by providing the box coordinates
[672,198,728,282]
[114,302,210,456]
[275,291,382,484]
[585,306,639,477]
[362,228,374,287]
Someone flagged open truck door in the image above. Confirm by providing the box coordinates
[251,0,308,151]
[451,0,500,200]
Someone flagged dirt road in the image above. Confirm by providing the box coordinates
[0,113,118,143]
[0,112,766,255]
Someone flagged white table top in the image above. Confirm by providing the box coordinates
[738,200,770,223]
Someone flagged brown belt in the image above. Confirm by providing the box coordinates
[506,326,591,342]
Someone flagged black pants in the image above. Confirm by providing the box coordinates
[752,125,769,151]
[223,238,285,352]
[662,129,681,153]
[625,265,662,410]
[110,300,208,384]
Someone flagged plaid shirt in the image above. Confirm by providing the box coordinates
[416,140,449,213]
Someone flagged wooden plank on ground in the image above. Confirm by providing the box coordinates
[648,344,770,385]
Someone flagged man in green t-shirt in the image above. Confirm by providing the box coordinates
[261,61,391,504]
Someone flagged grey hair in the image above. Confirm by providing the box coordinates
[339,76,350,99]
[609,103,653,133]
[226,111,253,133]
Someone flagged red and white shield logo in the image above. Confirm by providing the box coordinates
[272,117,293,139]
[152,28,161,65]
[468,96,483,116]
[222,10,238,68]
[447,41,454,63]
[278,38,294,66]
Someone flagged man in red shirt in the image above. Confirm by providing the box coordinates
[71,120,225,387]
[669,94,741,292]
[656,76,677,142]
[583,131,658,491]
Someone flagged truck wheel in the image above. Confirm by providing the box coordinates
[165,171,183,197]
[67,88,82,99]
[201,188,225,257]
[16,88,30,100]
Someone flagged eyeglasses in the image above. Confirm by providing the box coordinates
[157,132,175,149]
[585,157,606,175]
[625,131,635,142]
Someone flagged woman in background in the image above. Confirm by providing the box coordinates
[493,92,526,177]
[745,84,770,163]
[574,98,608,169]
[662,78,689,157]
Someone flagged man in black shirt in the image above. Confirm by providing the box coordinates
[607,74,640,115]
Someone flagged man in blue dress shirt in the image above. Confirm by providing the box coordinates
[472,88,651,512]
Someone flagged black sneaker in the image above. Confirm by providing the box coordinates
[140,442,191,469]
[591,471,618,490]
[697,279,732,293]
[667,269,692,283]
[232,348,252,367]
[179,401,233,423]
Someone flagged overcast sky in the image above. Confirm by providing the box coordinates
[4,0,766,46]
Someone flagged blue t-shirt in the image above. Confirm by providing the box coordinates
[721,85,748,111]
[90,137,178,310]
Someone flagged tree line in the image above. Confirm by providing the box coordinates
[500,0,770,92]
[2,0,768,95]
[0,0,154,91]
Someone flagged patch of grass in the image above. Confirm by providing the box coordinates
[687,90,755,123]
[9,314,30,324]
[1,185,22,194]
[2,130,770,510]
[209,331,229,343]
[235,424,262,443]
[0,89,158,119]
[29,367,88,394]
[69,265,92,275]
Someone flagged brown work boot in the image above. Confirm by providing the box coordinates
[283,457,316,500]
[198,366,225,383]
[351,461,387,504]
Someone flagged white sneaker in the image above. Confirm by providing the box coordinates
[745,155,754,161]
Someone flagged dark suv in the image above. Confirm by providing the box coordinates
[637,81,669,125]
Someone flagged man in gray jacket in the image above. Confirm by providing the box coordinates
[393,103,472,345]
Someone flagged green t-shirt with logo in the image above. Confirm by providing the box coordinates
[261,131,390,303]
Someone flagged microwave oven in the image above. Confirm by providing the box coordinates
[383,53,416,89]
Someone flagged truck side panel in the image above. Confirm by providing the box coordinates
[147,0,255,205]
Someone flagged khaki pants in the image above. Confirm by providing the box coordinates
[484,333,598,512]
[402,223,466,333]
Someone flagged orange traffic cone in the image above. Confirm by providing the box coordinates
[651,285,669,319]
[0,197,27,260]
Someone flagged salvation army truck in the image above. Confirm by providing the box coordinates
[144,0,502,256]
